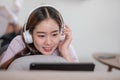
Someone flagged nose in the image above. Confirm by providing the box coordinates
[44,36,53,45]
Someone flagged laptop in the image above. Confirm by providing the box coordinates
[30,63,95,71]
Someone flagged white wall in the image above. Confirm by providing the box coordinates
[0,0,120,71]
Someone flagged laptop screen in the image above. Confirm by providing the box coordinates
[30,63,95,71]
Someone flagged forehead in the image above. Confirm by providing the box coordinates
[34,19,59,31]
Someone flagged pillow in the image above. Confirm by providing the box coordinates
[7,55,67,71]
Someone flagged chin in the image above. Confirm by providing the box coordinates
[43,52,53,55]
[41,50,54,55]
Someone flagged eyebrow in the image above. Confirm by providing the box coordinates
[52,30,59,33]
[36,30,59,34]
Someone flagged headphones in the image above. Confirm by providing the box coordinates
[23,4,64,44]
[23,23,33,44]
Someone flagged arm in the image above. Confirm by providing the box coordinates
[69,45,79,62]
[58,25,79,62]
[0,35,25,69]
[59,45,79,63]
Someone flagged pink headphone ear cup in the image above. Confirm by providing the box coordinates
[23,30,33,44]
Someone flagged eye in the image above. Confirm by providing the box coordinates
[52,33,58,37]
[38,35,45,37]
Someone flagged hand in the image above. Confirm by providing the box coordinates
[58,25,73,62]
[58,25,72,51]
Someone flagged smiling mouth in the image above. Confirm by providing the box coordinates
[43,47,53,52]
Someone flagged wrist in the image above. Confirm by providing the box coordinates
[60,49,74,62]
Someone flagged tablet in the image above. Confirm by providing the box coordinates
[30,63,95,71]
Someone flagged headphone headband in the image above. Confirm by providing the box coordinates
[24,4,64,31]
[26,4,62,21]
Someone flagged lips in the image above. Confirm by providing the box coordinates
[43,47,53,52]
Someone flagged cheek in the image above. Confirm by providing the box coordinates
[33,36,43,48]
[54,35,60,44]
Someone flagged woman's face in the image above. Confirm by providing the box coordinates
[33,18,60,55]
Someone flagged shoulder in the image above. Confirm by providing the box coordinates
[14,35,22,40]
[9,35,25,47]
[12,35,23,42]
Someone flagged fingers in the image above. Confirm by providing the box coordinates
[63,25,72,39]
[59,25,72,50]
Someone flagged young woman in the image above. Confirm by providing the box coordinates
[0,4,79,69]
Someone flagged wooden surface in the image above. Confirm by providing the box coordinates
[0,71,120,80]
[93,53,120,71]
